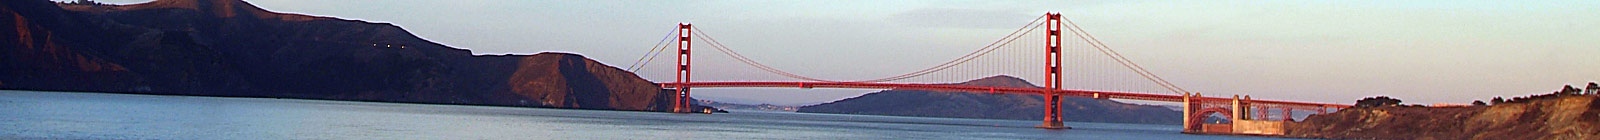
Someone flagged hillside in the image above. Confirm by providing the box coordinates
[797,75,1182,125]
[0,0,713,112]
[1286,95,1600,139]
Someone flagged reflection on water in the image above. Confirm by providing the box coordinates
[0,90,1304,139]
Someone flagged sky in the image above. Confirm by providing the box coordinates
[69,0,1600,106]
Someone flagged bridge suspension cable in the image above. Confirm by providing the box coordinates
[692,26,834,82]
[627,27,680,72]
[684,15,1047,83]
[632,13,1190,94]
[1062,17,1189,94]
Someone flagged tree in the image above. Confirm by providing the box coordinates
[1472,100,1487,106]
[1561,85,1582,95]
[1355,96,1403,108]
[1586,82,1598,95]
[1491,97,1504,104]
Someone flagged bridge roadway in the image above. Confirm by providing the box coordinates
[660,82,1351,109]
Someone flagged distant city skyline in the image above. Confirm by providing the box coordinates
[66,0,1600,106]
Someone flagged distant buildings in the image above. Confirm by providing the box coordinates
[373,43,405,49]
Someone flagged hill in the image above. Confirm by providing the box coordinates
[0,0,713,112]
[1286,90,1600,139]
[797,75,1182,125]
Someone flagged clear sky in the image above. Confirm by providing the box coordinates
[70,0,1600,106]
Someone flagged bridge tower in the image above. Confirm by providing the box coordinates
[1038,13,1067,129]
[674,23,693,113]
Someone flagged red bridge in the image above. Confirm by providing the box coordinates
[626,13,1351,135]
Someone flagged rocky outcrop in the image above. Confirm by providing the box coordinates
[797,75,1182,125]
[1286,95,1600,140]
[0,0,712,112]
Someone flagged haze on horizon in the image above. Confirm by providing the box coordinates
[65,0,1600,106]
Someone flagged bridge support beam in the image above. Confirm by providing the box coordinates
[1259,107,1268,120]
[1282,107,1293,121]
[1037,12,1067,129]
[1255,100,1266,120]
[674,23,693,113]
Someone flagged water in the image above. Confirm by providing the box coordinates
[0,90,1307,139]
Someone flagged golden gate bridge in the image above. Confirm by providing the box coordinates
[625,12,1351,135]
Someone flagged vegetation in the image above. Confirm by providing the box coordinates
[1492,82,1596,105]
[1355,96,1403,108]
[1353,82,1598,108]
[1587,82,1599,95]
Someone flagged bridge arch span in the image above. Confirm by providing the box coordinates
[1186,107,1236,133]
[1191,107,1232,124]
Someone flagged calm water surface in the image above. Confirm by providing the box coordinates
[0,90,1309,139]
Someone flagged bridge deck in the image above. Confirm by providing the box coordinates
[661,82,1350,108]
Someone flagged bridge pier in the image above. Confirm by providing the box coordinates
[1182,92,1194,133]
[1039,95,1065,129]
[1182,93,1345,136]
[1183,93,1246,134]
[1232,95,1244,122]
